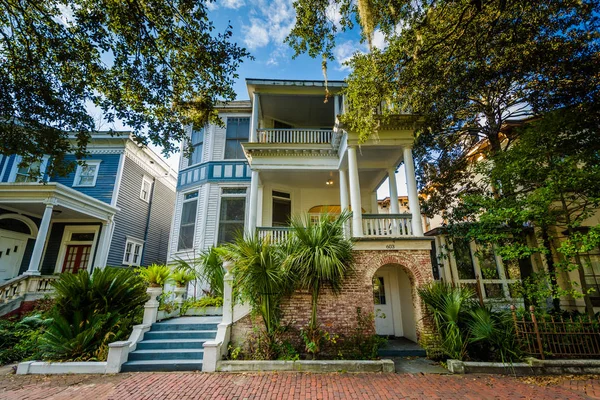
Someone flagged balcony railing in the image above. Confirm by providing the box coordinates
[257,227,293,243]
[256,129,334,145]
[362,214,413,237]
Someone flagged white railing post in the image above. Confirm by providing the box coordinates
[348,146,363,237]
[403,146,424,236]
[142,287,162,325]
[222,261,233,325]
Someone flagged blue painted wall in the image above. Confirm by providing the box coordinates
[0,155,16,182]
[50,154,122,204]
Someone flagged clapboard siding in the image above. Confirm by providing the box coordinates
[107,157,151,266]
[39,223,65,275]
[17,239,35,274]
[203,184,221,247]
[143,179,175,266]
[0,155,7,181]
[50,154,121,204]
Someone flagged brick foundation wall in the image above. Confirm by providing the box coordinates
[231,249,434,346]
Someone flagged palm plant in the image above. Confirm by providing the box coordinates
[136,264,171,287]
[171,269,196,287]
[467,307,522,363]
[282,211,354,332]
[418,282,475,360]
[221,234,292,335]
[173,247,225,297]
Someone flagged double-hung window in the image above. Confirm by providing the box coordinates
[13,157,48,183]
[178,191,198,250]
[123,238,144,266]
[140,176,152,202]
[189,128,204,166]
[224,117,249,159]
[217,188,247,244]
[73,160,101,187]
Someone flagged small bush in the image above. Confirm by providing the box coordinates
[0,314,51,365]
[137,264,171,287]
[180,296,223,315]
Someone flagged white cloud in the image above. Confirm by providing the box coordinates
[372,29,386,50]
[242,0,296,61]
[333,40,364,71]
[325,2,342,29]
[206,2,218,11]
[222,0,245,9]
[243,20,270,49]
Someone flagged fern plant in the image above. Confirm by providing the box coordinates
[171,269,195,287]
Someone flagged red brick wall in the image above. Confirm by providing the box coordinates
[231,249,434,345]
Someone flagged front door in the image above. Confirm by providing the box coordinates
[0,233,27,281]
[373,271,395,336]
[62,245,92,274]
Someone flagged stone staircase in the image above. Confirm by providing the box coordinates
[121,316,220,372]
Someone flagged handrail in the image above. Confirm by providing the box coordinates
[256,128,334,145]
[362,213,412,218]
[0,275,58,305]
[362,214,413,237]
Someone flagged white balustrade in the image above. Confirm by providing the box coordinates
[0,275,58,304]
[361,214,413,237]
[257,227,292,243]
[256,129,334,144]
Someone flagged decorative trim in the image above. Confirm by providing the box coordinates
[111,153,126,207]
[0,213,39,237]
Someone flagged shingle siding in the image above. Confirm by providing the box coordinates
[50,154,121,204]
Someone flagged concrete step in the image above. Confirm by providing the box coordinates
[136,339,208,350]
[378,348,427,357]
[128,349,204,361]
[150,323,219,332]
[121,360,203,372]
[144,330,217,340]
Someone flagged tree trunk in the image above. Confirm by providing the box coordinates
[540,226,561,312]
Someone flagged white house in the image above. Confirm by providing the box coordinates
[168,79,436,341]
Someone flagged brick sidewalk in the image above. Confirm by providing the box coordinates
[0,372,599,400]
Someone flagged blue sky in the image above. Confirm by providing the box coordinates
[151,0,406,198]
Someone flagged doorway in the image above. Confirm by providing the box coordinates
[61,245,92,274]
[373,264,417,342]
[0,231,28,281]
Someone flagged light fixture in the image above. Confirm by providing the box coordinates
[326,179,334,186]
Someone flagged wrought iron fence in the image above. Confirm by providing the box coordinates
[511,305,600,359]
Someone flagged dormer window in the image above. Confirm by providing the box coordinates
[73,160,101,187]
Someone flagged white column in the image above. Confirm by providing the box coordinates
[347,146,363,237]
[94,217,114,269]
[222,261,234,325]
[247,170,259,234]
[25,201,54,275]
[339,169,350,237]
[334,95,340,120]
[250,93,259,142]
[403,146,424,236]
[370,191,378,214]
[388,168,400,214]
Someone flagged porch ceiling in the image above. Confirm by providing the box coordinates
[0,183,117,221]
[259,94,335,128]
[259,169,385,192]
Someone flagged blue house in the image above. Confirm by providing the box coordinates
[0,134,176,291]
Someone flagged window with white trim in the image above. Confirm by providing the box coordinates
[217,187,247,244]
[73,160,101,187]
[224,117,249,159]
[12,156,48,183]
[140,176,152,202]
[188,128,204,166]
[123,238,144,266]
[178,191,198,250]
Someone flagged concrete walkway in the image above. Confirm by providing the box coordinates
[392,357,449,374]
[1,371,599,399]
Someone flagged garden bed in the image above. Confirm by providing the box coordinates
[447,358,600,375]
[217,359,395,373]
[185,306,222,316]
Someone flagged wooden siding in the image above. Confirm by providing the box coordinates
[39,223,65,275]
[107,156,175,267]
[17,239,35,274]
[0,155,15,182]
[107,156,151,266]
[50,154,121,204]
[142,178,175,266]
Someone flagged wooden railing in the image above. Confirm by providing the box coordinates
[0,275,58,304]
[257,227,293,243]
[256,129,334,144]
[512,305,600,359]
[362,214,413,237]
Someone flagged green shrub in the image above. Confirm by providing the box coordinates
[39,267,147,361]
[0,314,51,365]
[171,269,195,287]
[180,296,223,315]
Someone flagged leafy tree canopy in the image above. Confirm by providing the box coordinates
[287,0,599,213]
[0,0,250,176]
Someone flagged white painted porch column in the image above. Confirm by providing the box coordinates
[370,191,378,214]
[247,170,259,234]
[94,217,114,269]
[339,169,350,237]
[250,93,259,142]
[403,146,424,236]
[347,146,363,237]
[25,201,54,275]
[387,168,400,215]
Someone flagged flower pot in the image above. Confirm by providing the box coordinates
[174,286,186,305]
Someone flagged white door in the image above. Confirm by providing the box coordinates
[0,234,27,282]
[373,271,395,336]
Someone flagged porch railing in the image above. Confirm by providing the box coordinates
[0,275,58,304]
[256,129,334,145]
[512,305,600,359]
[257,227,293,243]
[362,214,413,237]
